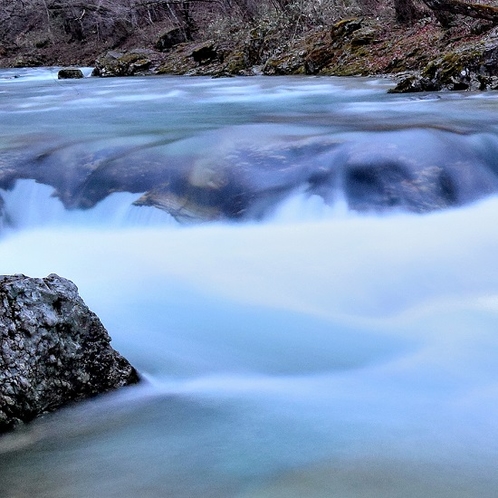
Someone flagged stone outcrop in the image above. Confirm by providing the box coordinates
[0,273,139,434]
[92,49,166,77]
[155,27,186,51]
[389,32,498,92]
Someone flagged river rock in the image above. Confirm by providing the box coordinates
[57,68,84,79]
[93,49,165,77]
[389,37,498,93]
[0,273,139,434]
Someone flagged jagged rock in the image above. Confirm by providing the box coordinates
[264,18,374,76]
[57,68,84,79]
[190,41,218,64]
[388,73,441,92]
[156,28,186,51]
[263,49,306,75]
[390,41,498,92]
[93,49,165,77]
[0,273,139,434]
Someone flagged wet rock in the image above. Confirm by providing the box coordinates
[344,162,457,211]
[341,131,498,212]
[57,68,84,79]
[93,49,164,77]
[0,193,4,228]
[0,273,139,434]
[3,126,498,223]
[390,40,498,92]
[133,168,248,223]
[388,73,441,92]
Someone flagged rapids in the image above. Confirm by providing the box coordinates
[1,69,498,497]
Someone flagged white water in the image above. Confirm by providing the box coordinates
[1,72,498,497]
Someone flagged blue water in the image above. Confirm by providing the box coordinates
[1,70,498,497]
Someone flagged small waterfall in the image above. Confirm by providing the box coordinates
[0,180,177,233]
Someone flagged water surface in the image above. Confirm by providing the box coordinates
[1,70,498,497]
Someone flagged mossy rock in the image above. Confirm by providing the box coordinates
[94,49,163,77]
[264,51,306,75]
[350,27,377,46]
[331,18,363,38]
[224,52,246,74]
[422,46,484,89]
[388,73,441,93]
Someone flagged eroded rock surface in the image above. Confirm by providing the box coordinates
[0,273,139,434]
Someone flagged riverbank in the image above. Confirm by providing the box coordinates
[91,17,498,92]
[2,9,498,91]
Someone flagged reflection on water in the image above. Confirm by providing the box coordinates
[1,71,498,497]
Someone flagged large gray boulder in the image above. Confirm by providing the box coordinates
[0,273,139,434]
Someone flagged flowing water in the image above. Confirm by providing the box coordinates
[1,69,498,497]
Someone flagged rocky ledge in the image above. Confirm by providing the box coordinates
[0,273,139,434]
[87,17,498,93]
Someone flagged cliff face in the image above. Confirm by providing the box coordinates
[0,273,139,434]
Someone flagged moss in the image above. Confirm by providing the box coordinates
[224,51,247,74]
[331,18,362,38]
[422,47,484,85]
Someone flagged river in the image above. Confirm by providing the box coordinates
[1,68,498,497]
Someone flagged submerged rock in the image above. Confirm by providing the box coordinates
[0,273,139,434]
[2,126,498,223]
